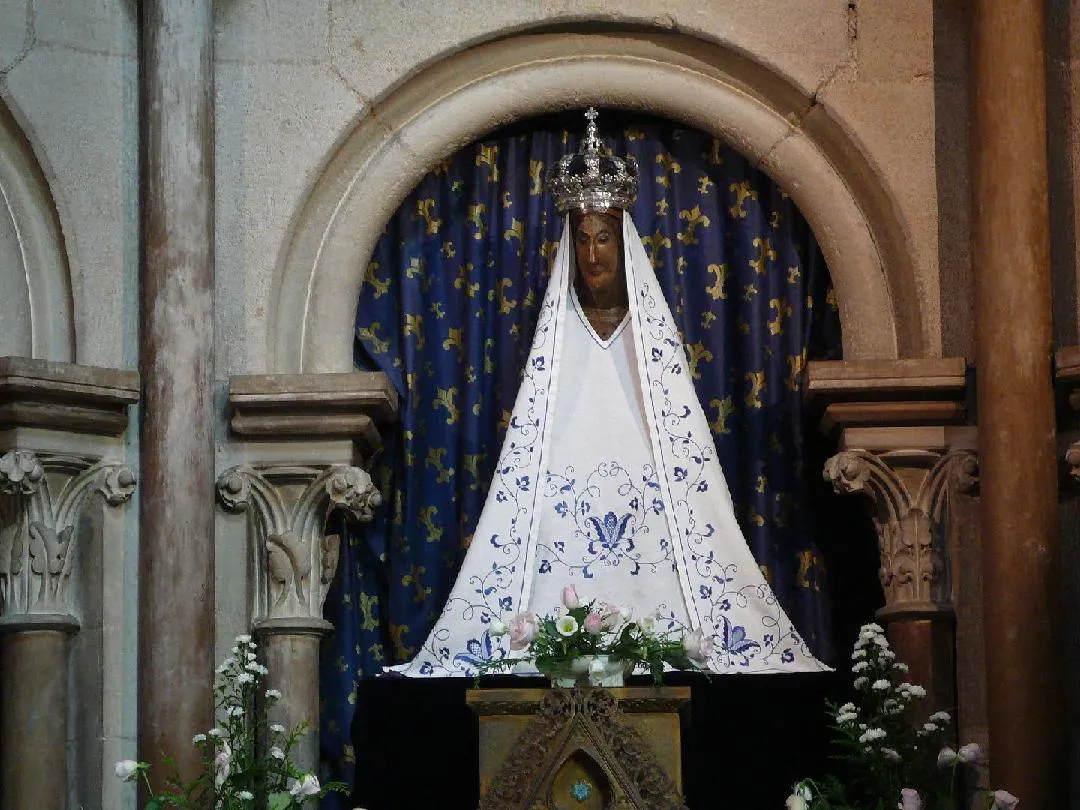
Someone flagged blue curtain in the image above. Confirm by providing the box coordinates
[321,113,842,794]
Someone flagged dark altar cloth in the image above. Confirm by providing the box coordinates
[349,670,847,810]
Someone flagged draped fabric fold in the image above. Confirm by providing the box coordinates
[320,115,841,793]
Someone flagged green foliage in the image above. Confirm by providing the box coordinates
[114,635,347,809]
[476,593,706,686]
[786,624,1013,810]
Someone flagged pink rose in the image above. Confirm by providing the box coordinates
[561,585,581,609]
[682,628,714,663]
[508,612,539,650]
[899,788,921,810]
[583,612,604,635]
[991,790,1019,810]
[598,603,622,629]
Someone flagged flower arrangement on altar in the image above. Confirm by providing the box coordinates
[785,623,1018,810]
[114,634,345,809]
[480,584,712,686]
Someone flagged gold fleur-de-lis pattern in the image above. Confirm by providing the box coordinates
[323,114,842,790]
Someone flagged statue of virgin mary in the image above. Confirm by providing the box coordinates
[389,109,827,677]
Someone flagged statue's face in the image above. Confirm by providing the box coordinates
[572,211,623,303]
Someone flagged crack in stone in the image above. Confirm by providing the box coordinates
[0,0,37,78]
[325,0,370,109]
[321,1,425,169]
[759,56,852,172]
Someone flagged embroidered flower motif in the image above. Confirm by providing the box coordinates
[585,511,634,556]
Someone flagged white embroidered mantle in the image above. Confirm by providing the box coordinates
[389,215,826,677]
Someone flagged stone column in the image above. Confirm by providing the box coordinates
[0,358,139,808]
[0,618,74,809]
[808,358,974,717]
[971,1,1063,805]
[0,448,137,809]
[138,0,215,785]
[823,438,977,714]
[217,372,395,773]
[217,463,381,771]
[0,446,72,810]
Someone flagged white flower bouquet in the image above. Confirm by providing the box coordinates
[480,584,711,686]
[115,635,346,809]
[785,623,1017,810]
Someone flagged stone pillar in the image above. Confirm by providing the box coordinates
[217,372,395,773]
[0,618,75,810]
[138,0,215,785]
[257,621,330,775]
[217,462,381,770]
[971,1,1063,805]
[0,447,137,809]
[807,358,974,718]
[0,358,139,808]
[823,438,976,713]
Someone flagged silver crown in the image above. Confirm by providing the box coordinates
[548,108,638,213]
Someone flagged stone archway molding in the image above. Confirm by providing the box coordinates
[0,101,74,362]
[272,32,919,373]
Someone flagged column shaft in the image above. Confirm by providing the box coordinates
[260,627,328,775]
[138,0,215,784]
[0,628,72,809]
[971,0,1063,805]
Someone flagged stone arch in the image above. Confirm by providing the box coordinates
[271,32,921,373]
[0,100,74,362]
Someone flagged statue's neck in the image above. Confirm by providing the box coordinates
[575,278,628,311]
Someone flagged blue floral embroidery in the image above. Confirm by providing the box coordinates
[719,616,761,658]
[453,632,495,668]
[586,511,634,556]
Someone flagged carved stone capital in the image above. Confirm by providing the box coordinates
[823,448,977,617]
[216,464,379,623]
[0,451,45,496]
[0,452,137,620]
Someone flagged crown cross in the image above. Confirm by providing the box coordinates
[583,107,601,153]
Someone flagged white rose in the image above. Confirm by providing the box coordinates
[114,760,140,782]
[957,743,984,764]
[936,746,958,768]
[289,773,321,798]
[489,620,508,637]
[214,741,232,789]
